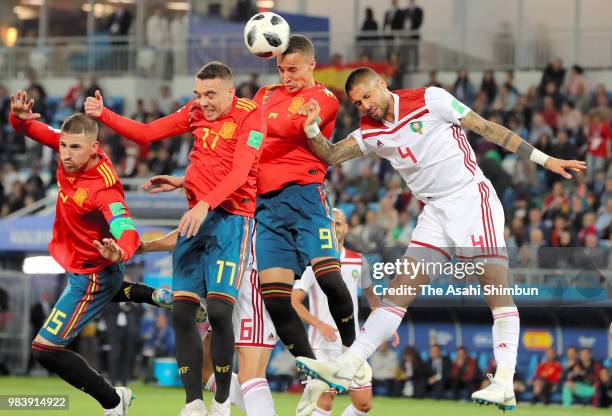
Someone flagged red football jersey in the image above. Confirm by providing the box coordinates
[9,114,140,274]
[98,96,265,216]
[253,83,339,194]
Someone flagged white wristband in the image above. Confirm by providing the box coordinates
[530,148,550,166]
[304,123,321,139]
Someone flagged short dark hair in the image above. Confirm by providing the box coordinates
[282,34,315,58]
[61,113,98,138]
[344,67,378,94]
[196,61,233,82]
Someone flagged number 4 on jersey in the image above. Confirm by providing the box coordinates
[397,146,417,164]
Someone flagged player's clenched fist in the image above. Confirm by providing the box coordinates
[297,98,321,126]
[10,90,41,120]
[178,200,209,238]
[93,238,124,263]
[84,89,104,118]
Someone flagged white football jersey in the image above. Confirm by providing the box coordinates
[352,87,481,201]
[294,248,371,351]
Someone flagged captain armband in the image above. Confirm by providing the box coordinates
[109,216,136,239]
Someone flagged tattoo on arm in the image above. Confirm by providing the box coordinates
[307,134,364,165]
[460,111,535,157]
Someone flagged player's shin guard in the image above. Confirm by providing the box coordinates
[241,378,275,416]
[313,258,356,347]
[111,281,155,305]
[491,306,520,387]
[173,298,204,403]
[207,297,236,403]
[261,282,316,359]
[31,342,120,409]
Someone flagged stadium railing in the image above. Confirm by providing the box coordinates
[3,28,612,78]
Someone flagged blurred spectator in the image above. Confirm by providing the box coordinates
[539,58,566,93]
[452,69,476,106]
[557,101,582,133]
[361,7,379,33]
[563,65,590,105]
[595,199,611,236]
[450,346,480,400]
[383,0,405,32]
[371,341,399,396]
[562,347,602,407]
[594,367,612,408]
[541,96,558,130]
[503,71,520,96]
[586,110,611,181]
[426,344,451,399]
[157,85,175,116]
[107,6,133,70]
[480,70,498,105]
[394,346,428,398]
[26,71,47,121]
[346,210,386,254]
[84,74,103,99]
[529,113,553,144]
[424,70,442,88]
[383,0,405,57]
[62,77,86,111]
[146,7,170,79]
[170,12,188,76]
[107,5,133,37]
[404,0,424,69]
[531,347,562,404]
[357,7,379,59]
[237,73,260,100]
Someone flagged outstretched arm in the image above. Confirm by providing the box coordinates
[9,90,60,150]
[297,99,365,165]
[84,90,191,144]
[460,111,586,179]
[140,229,178,253]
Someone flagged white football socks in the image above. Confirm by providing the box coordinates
[240,378,275,416]
[205,373,245,411]
[346,299,406,367]
[491,306,520,389]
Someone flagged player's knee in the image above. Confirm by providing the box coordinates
[31,341,63,366]
[172,299,199,330]
[261,282,293,316]
[354,399,372,413]
[206,298,234,331]
[316,391,334,409]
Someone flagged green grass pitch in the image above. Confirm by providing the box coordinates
[0,377,609,415]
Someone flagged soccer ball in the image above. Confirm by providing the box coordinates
[244,12,290,59]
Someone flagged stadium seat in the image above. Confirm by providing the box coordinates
[478,353,489,372]
[527,354,540,381]
[336,202,356,219]
[367,202,380,212]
